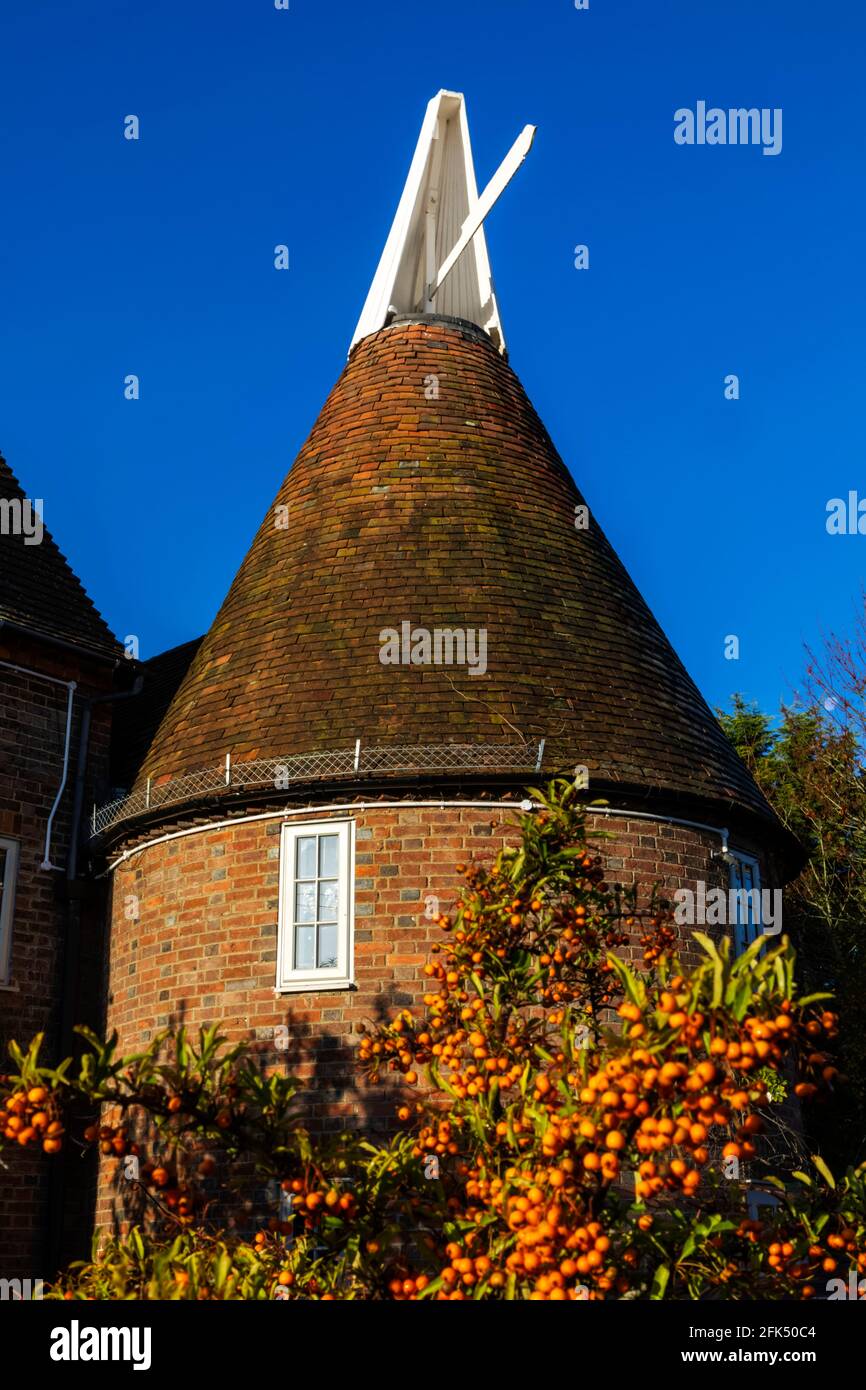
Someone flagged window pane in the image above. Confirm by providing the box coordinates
[318,880,339,923]
[295,881,316,923]
[282,825,349,982]
[295,924,315,971]
[319,835,338,878]
[296,837,317,880]
[0,847,6,895]
[318,923,338,969]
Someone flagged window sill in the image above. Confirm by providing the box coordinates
[274,978,355,996]
[0,980,19,993]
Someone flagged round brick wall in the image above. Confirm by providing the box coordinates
[98,797,775,1232]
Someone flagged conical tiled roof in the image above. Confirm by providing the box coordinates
[0,453,120,661]
[135,316,783,841]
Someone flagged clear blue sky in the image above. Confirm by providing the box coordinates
[1,0,863,719]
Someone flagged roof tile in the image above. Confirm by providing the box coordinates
[134,319,781,833]
[0,453,120,660]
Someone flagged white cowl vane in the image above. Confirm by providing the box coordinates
[350,90,535,355]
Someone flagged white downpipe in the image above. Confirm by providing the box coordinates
[0,659,77,871]
[100,796,730,877]
[40,681,76,870]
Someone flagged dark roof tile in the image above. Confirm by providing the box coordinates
[0,453,120,660]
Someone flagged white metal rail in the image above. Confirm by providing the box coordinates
[91,739,546,838]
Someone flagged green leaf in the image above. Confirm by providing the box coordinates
[811,1154,836,1190]
[735,934,766,973]
[509,848,526,882]
[650,1264,670,1300]
[762,1175,789,1192]
[606,955,646,1008]
[215,1251,232,1294]
[692,932,722,967]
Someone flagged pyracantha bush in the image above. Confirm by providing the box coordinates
[3,780,865,1300]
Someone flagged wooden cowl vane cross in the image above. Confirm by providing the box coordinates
[351,89,536,354]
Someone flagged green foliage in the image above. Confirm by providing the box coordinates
[719,690,866,1162]
[3,778,865,1301]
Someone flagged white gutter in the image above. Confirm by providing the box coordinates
[99,796,730,876]
[0,659,77,871]
[99,798,535,875]
[589,804,729,856]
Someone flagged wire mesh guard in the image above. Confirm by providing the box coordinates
[91,739,545,839]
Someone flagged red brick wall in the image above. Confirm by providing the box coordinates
[98,799,775,1233]
[0,632,113,1279]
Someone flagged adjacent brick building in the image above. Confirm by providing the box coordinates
[0,453,122,1278]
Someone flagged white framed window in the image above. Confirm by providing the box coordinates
[729,851,762,955]
[0,837,20,984]
[276,820,354,993]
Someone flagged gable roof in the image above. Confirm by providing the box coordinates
[0,453,120,661]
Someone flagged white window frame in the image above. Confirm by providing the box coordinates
[276,819,354,993]
[729,850,762,956]
[0,836,20,985]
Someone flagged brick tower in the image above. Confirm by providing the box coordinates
[93,92,801,1192]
